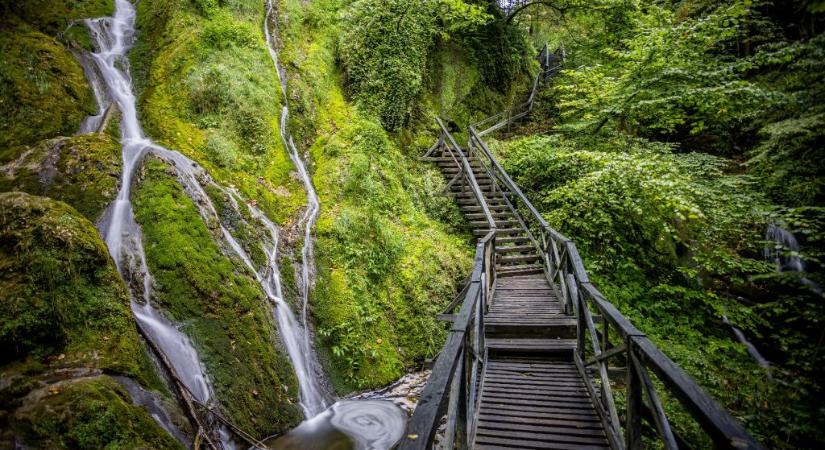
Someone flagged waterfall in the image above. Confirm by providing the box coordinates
[260,4,407,449]
[83,0,403,446]
[74,49,110,135]
[264,0,330,418]
[766,223,805,273]
[766,223,822,294]
[85,1,232,447]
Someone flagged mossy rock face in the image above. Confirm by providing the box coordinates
[0,192,151,379]
[0,0,114,36]
[0,134,121,220]
[132,157,303,435]
[0,19,95,151]
[6,376,183,450]
[131,0,304,225]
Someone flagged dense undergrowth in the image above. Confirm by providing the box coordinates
[494,0,825,447]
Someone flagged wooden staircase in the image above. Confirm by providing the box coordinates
[435,154,545,277]
[428,145,610,448]
[400,43,762,450]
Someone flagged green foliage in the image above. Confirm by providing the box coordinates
[8,376,183,450]
[0,192,154,379]
[0,134,121,220]
[0,0,114,35]
[499,133,823,446]
[282,0,472,389]
[338,0,489,130]
[132,157,303,435]
[748,112,825,207]
[0,19,95,152]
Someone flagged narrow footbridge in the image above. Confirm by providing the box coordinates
[398,46,763,450]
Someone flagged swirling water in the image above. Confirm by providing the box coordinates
[265,400,407,450]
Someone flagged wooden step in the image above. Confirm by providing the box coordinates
[448,178,492,186]
[475,228,525,236]
[467,212,513,220]
[497,263,544,276]
[470,220,520,228]
[496,244,536,254]
[496,236,532,244]
[498,254,541,265]
[486,339,577,356]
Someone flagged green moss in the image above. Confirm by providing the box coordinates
[8,376,183,450]
[132,157,303,435]
[131,0,304,225]
[0,19,95,151]
[0,134,121,220]
[281,0,472,390]
[0,0,114,36]
[0,192,154,381]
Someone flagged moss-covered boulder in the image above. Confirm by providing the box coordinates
[132,157,303,435]
[0,134,121,220]
[8,376,183,450]
[0,192,182,448]
[0,19,95,152]
[0,192,150,375]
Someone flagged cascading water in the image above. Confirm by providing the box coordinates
[75,49,110,135]
[84,1,232,447]
[263,0,329,418]
[766,223,805,273]
[81,0,404,446]
[766,223,821,294]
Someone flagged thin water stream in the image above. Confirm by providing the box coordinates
[262,2,407,449]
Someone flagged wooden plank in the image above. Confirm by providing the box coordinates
[477,413,602,429]
[475,436,609,450]
[474,428,609,446]
[476,420,607,438]
[479,404,600,420]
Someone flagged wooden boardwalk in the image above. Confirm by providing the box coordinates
[435,148,610,449]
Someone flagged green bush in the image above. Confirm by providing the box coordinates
[338,0,489,130]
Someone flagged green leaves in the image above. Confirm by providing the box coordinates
[338,0,489,130]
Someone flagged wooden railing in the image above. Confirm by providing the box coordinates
[401,44,764,449]
[403,120,495,449]
[471,43,562,137]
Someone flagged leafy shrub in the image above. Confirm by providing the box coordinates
[338,0,488,130]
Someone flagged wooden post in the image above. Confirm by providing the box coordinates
[626,343,643,450]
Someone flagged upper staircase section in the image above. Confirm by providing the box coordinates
[398,45,764,450]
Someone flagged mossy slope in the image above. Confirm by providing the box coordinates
[131,0,303,225]
[280,0,473,390]
[0,18,95,153]
[132,157,303,435]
